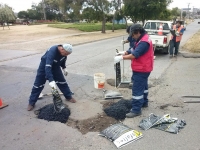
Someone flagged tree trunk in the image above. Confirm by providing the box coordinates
[112,12,116,32]
[102,13,106,33]
[124,17,128,27]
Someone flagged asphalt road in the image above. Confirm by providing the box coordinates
[0,19,200,150]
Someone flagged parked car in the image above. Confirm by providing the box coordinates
[144,20,173,54]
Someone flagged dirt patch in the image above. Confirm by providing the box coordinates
[67,113,119,134]
[182,29,200,53]
[66,101,121,134]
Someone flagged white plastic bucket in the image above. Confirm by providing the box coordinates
[94,73,105,89]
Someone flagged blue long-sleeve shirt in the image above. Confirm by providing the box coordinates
[41,45,67,82]
[126,34,150,58]
[127,36,135,49]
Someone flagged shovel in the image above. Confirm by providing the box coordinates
[38,92,74,99]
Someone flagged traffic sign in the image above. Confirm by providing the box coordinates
[182,8,191,10]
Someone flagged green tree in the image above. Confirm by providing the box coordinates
[110,0,122,32]
[124,0,172,25]
[182,11,187,19]
[18,11,29,19]
[158,9,172,20]
[82,7,98,22]
[85,0,111,33]
[171,7,180,17]
[0,4,16,25]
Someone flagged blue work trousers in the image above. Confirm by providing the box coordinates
[131,71,150,114]
[170,40,180,55]
[29,63,72,105]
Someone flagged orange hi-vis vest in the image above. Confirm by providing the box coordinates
[171,25,183,42]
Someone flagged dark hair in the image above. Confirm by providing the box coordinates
[176,21,182,25]
[130,24,145,35]
[126,25,131,33]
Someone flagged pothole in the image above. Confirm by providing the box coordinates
[67,112,119,134]
[35,100,132,135]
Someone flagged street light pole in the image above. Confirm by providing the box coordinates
[187,3,190,19]
[42,0,46,20]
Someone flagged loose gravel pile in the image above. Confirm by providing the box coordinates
[36,103,70,123]
[104,99,132,120]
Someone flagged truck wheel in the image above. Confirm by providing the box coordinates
[163,45,169,54]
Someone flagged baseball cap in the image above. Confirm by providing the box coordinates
[63,44,72,53]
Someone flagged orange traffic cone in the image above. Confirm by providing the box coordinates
[0,98,8,109]
[158,24,163,35]
[0,98,2,106]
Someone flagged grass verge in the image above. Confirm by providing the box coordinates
[48,23,126,32]
[182,29,200,53]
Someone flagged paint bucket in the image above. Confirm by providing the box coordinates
[94,73,105,89]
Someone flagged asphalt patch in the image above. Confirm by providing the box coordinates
[35,103,70,123]
[104,99,132,120]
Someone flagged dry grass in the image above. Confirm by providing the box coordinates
[0,24,126,51]
[182,29,200,53]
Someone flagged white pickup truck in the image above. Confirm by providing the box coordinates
[143,20,173,54]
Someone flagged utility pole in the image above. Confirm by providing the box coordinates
[193,6,194,18]
[181,9,182,20]
[187,3,190,19]
[42,0,46,20]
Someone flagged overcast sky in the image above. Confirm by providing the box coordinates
[0,0,200,12]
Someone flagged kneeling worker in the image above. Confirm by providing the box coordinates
[27,44,76,111]
[114,24,154,118]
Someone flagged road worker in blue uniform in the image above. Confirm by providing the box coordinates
[121,25,136,50]
[114,24,154,118]
[27,44,76,111]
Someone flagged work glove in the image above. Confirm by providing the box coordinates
[121,40,126,44]
[49,81,57,89]
[114,55,123,64]
[63,68,68,76]
[116,51,126,56]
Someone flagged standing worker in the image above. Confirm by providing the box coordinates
[119,25,136,87]
[121,25,136,50]
[169,21,184,57]
[114,24,154,118]
[27,44,76,111]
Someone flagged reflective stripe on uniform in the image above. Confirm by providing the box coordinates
[56,81,67,84]
[54,60,58,63]
[60,57,65,61]
[33,84,44,88]
[132,95,143,100]
[144,90,148,93]
[45,64,51,67]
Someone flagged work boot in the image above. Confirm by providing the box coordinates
[126,112,141,118]
[27,104,35,111]
[142,104,148,108]
[66,97,76,103]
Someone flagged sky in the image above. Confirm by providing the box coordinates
[0,0,42,12]
[0,0,200,13]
